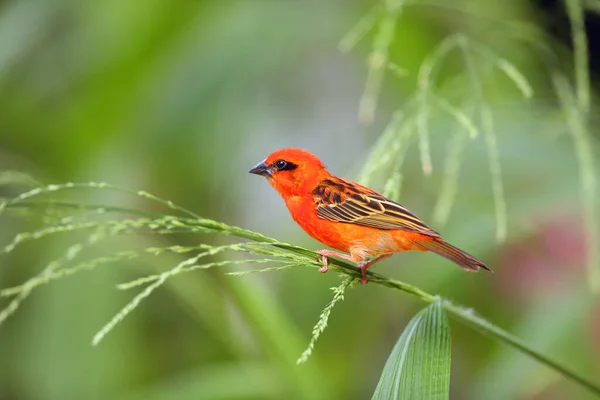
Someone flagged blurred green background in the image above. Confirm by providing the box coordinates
[1,0,599,399]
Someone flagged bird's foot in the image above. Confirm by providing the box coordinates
[357,262,369,285]
[357,254,393,284]
[315,250,353,274]
[315,250,330,274]
[318,258,329,274]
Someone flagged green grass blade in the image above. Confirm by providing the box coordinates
[359,7,402,125]
[481,105,507,242]
[372,299,451,400]
[416,34,462,175]
[382,120,415,201]
[358,109,406,186]
[565,0,590,113]
[551,72,600,293]
[338,3,383,53]
[0,171,40,187]
[432,130,466,227]
[359,16,393,125]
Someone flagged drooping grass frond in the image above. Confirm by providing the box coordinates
[457,35,480,94]
[432,95,478,138]
[432,129,467,227]
[416,34,463,175]
[338,3,383,53]
[0,243,81,327]
[565,0,590,113]
[382,120,415,201]
[92,251,210,345]
[0,183,328,339]
[359,110,406,186]
[465,40,534,100]
[0,182,201,220]
[359,2,404,125]
[563,0,599,293]
[116,256,285,290]
[91,241,321,346]
[0,171,40,187]
[1,247,137,298]
[116,259,291,290]
[1,244,246,297]
[387,62,408,78]
[0,283,35,328]
[354,27,520,242]
[0,215,189,256]
[460,43,510,242]
[296,276,356,365]
[493,59,534,100]
[0,217,204,325]
[551,71,600,293]
[481,105,507,242]
[225,263,304,277]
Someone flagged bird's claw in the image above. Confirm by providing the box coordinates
[358,263,368,284]
[316,252,329,274]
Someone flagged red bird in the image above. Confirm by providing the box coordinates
[249,148,490,284]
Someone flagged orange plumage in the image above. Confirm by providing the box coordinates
[249,148,490,283]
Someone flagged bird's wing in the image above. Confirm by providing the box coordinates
[313,177,440,237]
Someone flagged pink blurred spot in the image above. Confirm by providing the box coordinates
[497,211,586,301]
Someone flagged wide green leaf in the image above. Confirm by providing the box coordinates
[372,299,451,400]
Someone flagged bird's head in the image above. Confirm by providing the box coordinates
[249,148,329,198]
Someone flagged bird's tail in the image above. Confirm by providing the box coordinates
[416,238,492,272]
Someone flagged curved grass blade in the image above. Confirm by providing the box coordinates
[358,110,406,186]
[416,34,462,175]
[359,6,402,125]
[372,298,451,400]
[0,171,40,187]
[338,3,383,53]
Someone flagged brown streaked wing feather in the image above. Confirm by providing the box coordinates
[312,178,440,237]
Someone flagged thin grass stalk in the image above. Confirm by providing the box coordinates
[565,0,590,113]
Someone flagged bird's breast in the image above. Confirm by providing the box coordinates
[284,196,345,250]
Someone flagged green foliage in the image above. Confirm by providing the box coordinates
[0,182,599,396]
[1,1,600,398]
[357,33,532,244]
[372,299,451,400]
[352,0,598,293]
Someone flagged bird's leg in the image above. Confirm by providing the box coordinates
[358,254,392,284]
[315,250,353,274]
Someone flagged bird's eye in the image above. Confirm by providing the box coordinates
[274,160,287,169]
[272,159,297,172]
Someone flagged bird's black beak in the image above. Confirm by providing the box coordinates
[249,160,271,177]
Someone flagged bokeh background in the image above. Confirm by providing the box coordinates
[1,0,599,399]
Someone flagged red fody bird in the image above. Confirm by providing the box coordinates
[249,148,491,284]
